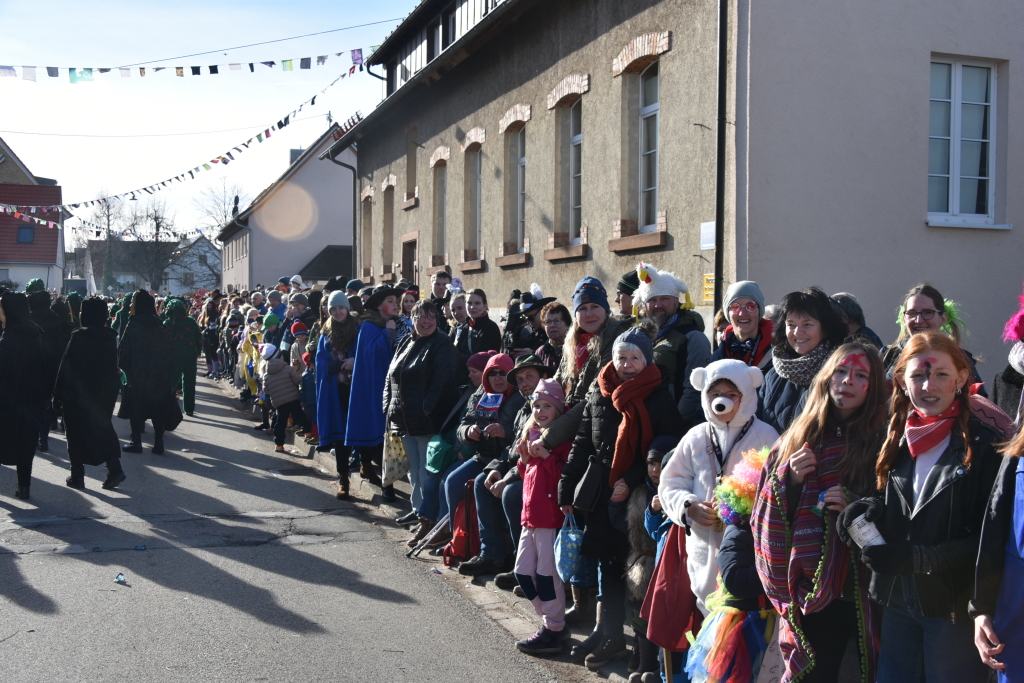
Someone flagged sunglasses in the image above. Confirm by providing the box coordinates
[487,370,505,377]
[728,302,759,314]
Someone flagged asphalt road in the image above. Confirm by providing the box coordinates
[0,374,601,683]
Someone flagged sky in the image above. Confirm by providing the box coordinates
[0,0,416,242]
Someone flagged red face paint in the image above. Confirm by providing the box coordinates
[838,352,870,374]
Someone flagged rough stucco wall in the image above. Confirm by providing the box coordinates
[357,0,718,318]
[742,0,1022,384]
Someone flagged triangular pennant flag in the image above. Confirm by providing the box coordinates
[202,164,212,170]
[155,67,166,72]
[0,65,16,78]
[370,45,380,54]
[249,63,255,72]
[348,66,356,75]
[261,61,275,69]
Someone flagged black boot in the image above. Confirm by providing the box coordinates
[628,632,660,682]
[103,462,127,490]
[571,603,604,658]
[152,433,165,455]
[585,629,628,670]
[66,466,86,489]
[37,437,49,452]
[122,435,143,453]
[14,485,30,499]
[627,633,641,673]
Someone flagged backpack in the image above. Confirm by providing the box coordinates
[442,479,481,567]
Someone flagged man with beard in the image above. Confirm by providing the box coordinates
[633,263,711,432]
[26,280,70,452]
[55,297,127,489]
[0,291,46,499]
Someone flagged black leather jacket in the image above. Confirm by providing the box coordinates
[384,331,458,436]
[868,417,1002,622]
[970,455,1020,619]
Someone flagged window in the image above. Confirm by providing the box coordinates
[361,197,373,273]
[639,62,659,232]
[427,20,440,62]
[434,164,447,256]
[442,6,455,49]
[386,61,396,96]
[569,99,583,243]
[199,254,208,266]
[17,225,34,243]
[513,127,526,249]
[406,128,418,202]
[0,269,9,281]
[466,147,482,258]
[181,272,195,287]
[929,60,996,225]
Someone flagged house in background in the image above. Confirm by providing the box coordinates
[166,235,222,294]
[82,238,178,296]
[219,123,357,293]
[0,135,65,289]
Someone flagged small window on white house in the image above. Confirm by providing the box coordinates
[639,62,659,233]
[569,99,583,243]
[929,60,996,225]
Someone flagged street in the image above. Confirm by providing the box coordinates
[0,373,612,683]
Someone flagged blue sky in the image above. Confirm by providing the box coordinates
[0,0,416,240]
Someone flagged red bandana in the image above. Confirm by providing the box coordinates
[905,401,961,458]
[576,333,595,370]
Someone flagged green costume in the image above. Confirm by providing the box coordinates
[163,300,203,415]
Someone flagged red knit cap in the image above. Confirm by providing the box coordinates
[290,321,309,335]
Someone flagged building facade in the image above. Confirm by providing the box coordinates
[325,0,1022,383]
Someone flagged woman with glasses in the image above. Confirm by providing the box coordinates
[882,284,983,389]
[711,281,773,371]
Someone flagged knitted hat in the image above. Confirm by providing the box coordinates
[647,435,678,462]
[724,281,766,319]
[261,344,278,360]
[290,321,309,336]
[572,276,609,313]
[267,290,282,302]
[328,290,351,311]
[278,277,290,285]
[617,271,640,295]
[345,279,365,292]
[531,378,566,414]
[613,327,654,366]
[359,286,374,299]
[301,352,313,368]
[467,350,498,372]
[289,293,308,307]
[262,313,281,331]
[634,263,689,306]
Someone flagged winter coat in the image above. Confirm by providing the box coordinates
[651,307,712,431]
[0,295,46,466]
[717,523,766,611]
[315,330,353,447]
[710,318,774,371]
[263,356,301,408]
[117,314,182,429]
[609,480,658,602]
[992,364,1024,424]
[53,325,120,467]
[535,341,563,375]
[518,440,572,529]
[164,302,202,366]
[384,330,458,436]
[971,455,1021,619]
[30,306,70,392]
[559,366,684,560]
[202,325,220,356]
[757,366,809,434]
[456,386,525,464]
[460,315,502,359]
[300,367,316,406]
[866,417,1001,622]
[345,317,393,447]
[540,315,633,450]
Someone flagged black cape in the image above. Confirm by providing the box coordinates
[30,307,71,392]
[54,325,121,466]
[117,314,182,430]
[0,296,46,466]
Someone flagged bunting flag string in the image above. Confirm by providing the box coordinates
[0,45,379,84]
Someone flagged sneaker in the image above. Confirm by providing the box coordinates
[494,571,518,591]
[513,585,525,598]
[423,527,453,550]
[102,471,127,490]
[395,510,418,526]
[252,423,270,430]
[275,446,286,453]
[458,555,504,577]
[516,628,564,655]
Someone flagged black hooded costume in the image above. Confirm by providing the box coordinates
[0,292,47,495]
[54,298,125,484]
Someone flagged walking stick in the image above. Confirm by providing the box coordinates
[663,646,673,681]
[407,513,450,558]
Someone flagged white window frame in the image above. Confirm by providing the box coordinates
[515,127,526,251]
[927,59,1008,230]
[639,62,659,234]
[569,99,583,245]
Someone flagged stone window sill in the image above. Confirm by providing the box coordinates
[495,253,530,268]
[457,260,486,273]
[608,231,667,252]
[543,244,587,261]
[926,216,1011,230]
[402,197,419,211]
[425,264,450,276]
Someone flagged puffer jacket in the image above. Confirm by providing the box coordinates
[651,307,712,430]
[757,365,809,434]
[865,417,1001,622]
[384,330,458,436]
[263,356,301,407]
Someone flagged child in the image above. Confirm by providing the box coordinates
[686,447,777,683]
[261,344,310,453]
[659,359,779,617]
[299,352,318,442]
[290,322,309,373]
[514,378,573,655]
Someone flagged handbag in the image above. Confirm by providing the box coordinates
[573,458,604,513]
[425,433,458,474]
[554,514,584,583]
[381,433,410,487]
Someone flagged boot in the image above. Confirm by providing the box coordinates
[14,485,30,500]
[360,462,383,488]
[122,435,143,453]
[628,633,641,673]
[585,627,628,670]
[628,633,660,682]
[152,434,165,455]
[381,485,396,503]
[571,603,604,658]
[565,585,597,626]
[37,437,49,452]
[102,469,127,490]
[406,518,434,548]
[66,475,85,489]
[336,474,350,500]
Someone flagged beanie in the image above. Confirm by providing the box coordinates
[613,327,654,366]
[262,313,281,331]
[467,350,498,372]
[345,279,365,292]
[290,321,309,336]
[647,435,678,462]
[267,290,282,302]
[328,290,351,311]
[531,378,566,415]
[724,280,766,318]
[301,352,313,368]
[261,344,278,360]
[572,276,609,314]
[289,293,308,307]
[617,271,640,295]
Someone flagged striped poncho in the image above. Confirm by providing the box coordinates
[750,430,878,683]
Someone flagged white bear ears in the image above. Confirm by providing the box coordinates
[691,367,707,392]
[747,365,764,390]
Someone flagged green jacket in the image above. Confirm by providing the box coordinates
[163,301,203,364]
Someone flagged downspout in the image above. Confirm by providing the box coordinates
[713,0,729,349]
[327,151,358,280]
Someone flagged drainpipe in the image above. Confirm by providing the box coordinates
[327,151,358,280]
[712,0,729,347]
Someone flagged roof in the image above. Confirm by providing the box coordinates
[299,245,353,280]
[321,0,539,161]
[0,136,39,184]
[0,183,62,206]
[367,0,449,67]
[217,123,354,242]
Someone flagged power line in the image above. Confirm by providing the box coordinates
[0,114,326,139]
[116,19,402,68]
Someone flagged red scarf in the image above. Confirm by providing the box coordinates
[575,332,595,370]
[598,362,662,486]
[906,401,961,458]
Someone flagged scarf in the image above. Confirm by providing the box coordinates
[1010,341,1024,376]
[657,311,680,340]
[576,332,595,370]
[905,401,961,458]
[772,341,834,387]
[598,362,663,486]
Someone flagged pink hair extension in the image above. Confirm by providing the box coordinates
[1002,283,1024,343]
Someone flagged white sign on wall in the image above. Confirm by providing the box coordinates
[700,221,716,251]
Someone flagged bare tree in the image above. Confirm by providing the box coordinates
[192,178,250,230]
[115,199,179,290]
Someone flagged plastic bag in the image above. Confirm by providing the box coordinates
[554,514,583,582]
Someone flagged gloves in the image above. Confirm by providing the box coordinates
[836,497,885,547]
[861,541,913,576]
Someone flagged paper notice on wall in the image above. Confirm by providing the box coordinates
[847,514,885,547]
[703,274,715,304]
[700,221,716,251]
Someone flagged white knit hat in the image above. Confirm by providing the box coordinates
[633,262,689,306]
